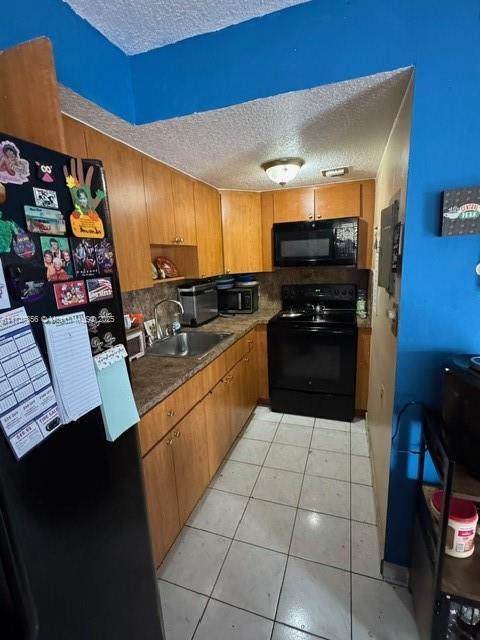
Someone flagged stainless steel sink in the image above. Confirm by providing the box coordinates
[146,331,232,358]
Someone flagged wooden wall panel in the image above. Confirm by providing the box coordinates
[0,38,65,152]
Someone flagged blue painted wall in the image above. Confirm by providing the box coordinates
[2,0,480,566]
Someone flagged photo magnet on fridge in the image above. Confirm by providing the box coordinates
[40,236,73,282]
[0,140,30,185]
[24,205,66,236]
[64,158,105,239]
[33,187,58,209]
[95,238,115,275]
[86,277,113,302]
[53,280,87,310]
[71,238,97,277]
[35,161,54,183]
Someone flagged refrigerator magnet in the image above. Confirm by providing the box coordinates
[0,259,11,310]
[86,277,113,303]
[35,161,54,183]
[90,335,104,355]
[72,238,98,277]
[63,158,105,239]
[24,205,66,236]
[33,187,58,209]
[102,331,116,348]
[0,140,30,185]
[53,280,87,310]
[40,236,73,282]
[12,230,36,259]
[95,239,115,275]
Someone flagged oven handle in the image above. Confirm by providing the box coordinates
[237,292,243,310]
[0,500,39,640]
[271,325,356,337]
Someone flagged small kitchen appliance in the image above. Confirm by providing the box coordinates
[218,284,259,314]
[177,281,218,326]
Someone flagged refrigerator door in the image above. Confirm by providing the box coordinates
[0,415,164,640]
[0,134,164,638]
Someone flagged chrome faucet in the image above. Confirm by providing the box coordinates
[153,299,185,340]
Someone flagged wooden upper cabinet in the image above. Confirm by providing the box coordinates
[314,182,361,219]
[221,191,262,274]
[0,38,65,152]
[260,192,274,272]
[171,171,197,245]
[273,188,315,223]
[62,115,88,158]
[84,129,152,292]
[194,181,224,278]
[143,157,176,245]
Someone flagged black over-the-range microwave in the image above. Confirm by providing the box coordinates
[273,217,367,267]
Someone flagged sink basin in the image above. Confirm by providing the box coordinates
[146,331,232,358]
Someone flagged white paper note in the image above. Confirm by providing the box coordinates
[43,312,101,424]
[0,307,59,459]
[0,259,11,310]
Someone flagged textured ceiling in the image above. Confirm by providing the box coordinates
[63,0,309,54]
[60,68,412,191]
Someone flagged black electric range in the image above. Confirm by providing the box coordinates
[268,284,358,421]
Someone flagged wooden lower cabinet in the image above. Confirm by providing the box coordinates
[256,325,269,401]
[204,377,233,479]
[142,436,180,568]
[171,399,210,524]
[356,327,372,412]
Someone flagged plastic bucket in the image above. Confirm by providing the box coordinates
[430,490,478,558]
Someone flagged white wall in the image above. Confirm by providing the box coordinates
[368,79,413,550]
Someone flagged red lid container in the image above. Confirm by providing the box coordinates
[431,490,477,523]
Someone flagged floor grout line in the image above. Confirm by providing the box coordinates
[191,419,282,640]
[268,417,315,640]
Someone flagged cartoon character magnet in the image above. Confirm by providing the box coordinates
[35,162,54,183]
[53,280,87,310]
[63,158,105,239]
[0,141,30,185]
[12,231,36,259]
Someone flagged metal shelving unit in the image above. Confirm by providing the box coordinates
[412,409,480,639]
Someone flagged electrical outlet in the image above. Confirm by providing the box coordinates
[380,384,385,408]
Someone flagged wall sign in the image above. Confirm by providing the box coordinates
[442,186,480,236]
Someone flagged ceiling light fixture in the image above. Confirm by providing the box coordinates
[261,158,305,186]
[322,167,349,178]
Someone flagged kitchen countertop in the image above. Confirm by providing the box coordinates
[130,308,372,417]
[130,309,277,417]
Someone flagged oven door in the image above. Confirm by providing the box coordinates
[267,323,357,396]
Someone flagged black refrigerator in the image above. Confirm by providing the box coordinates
[0,133,164,639]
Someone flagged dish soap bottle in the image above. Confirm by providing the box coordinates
[356,289,367,319]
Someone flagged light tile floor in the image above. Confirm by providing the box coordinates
[157,407,419,640]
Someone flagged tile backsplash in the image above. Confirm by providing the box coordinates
[255,267,370,309]
[122,267,370,322]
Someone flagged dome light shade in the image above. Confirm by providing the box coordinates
[261,157,305,186]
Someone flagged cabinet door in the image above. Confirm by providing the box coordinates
[273,188,315,223]
[171,171,197,245]
[62,115,87,157]
[355,328,371,411]
[360,180,375,269]
[143,157,176,245]
[260,192,274,272]
[194,181,224,278]
[142,436,180,568]
[228,357,251,442]
[171,399,210,523]
[314,182,361,219]
[204,377,232,479]
[85,129,152,291]
[221,191,262,274]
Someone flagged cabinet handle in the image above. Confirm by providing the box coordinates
[201,273,206,278]
[166,438,174,446]
[308,214,314,220]
[167,409,176,417]
[173,431,181,438]
[179,237,184,243]
[247,340,253,345]
[244,357,249,362]
[316,215,322,219]
[226,269,231,274]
